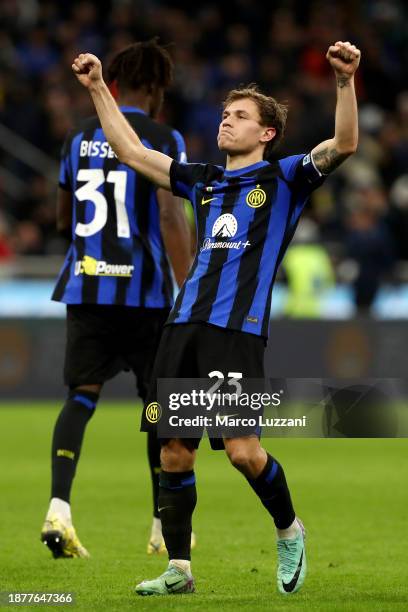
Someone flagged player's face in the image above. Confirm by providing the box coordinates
[217,98,276,156]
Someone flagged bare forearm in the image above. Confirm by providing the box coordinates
[88,80,143,162]
[333,75,358,153]
[88,81,172,189]
[312,78,358,174]
[159,194,192,287]
[164,238,191,287]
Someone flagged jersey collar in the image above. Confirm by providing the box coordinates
[223,160,270,177]
[119,105,147,115]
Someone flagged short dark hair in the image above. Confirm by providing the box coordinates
[107,38,173,94]
[223,84,288,157]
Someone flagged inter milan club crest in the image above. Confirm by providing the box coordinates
[246,184,266,208]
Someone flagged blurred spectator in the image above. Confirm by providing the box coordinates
[283,219,335,318]
[0,212,13,259]
[388,174,408,260]
[16,25,58,77]
[346,184,395,310]
[10,220,43,255]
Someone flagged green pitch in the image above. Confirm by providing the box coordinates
[0,402,407,611]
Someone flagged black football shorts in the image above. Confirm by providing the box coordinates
[141,322,266,449]
[64,304,169,401]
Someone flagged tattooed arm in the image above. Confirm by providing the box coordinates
[312,41,361,175]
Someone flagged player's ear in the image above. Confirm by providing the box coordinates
[260,127,276,144]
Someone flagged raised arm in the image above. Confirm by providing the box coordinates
[72,53,173,190]
[312,41,361,175]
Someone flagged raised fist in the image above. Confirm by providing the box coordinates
[326,41,361,79]
[72,53,103,88]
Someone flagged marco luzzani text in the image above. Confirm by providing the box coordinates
[167,390,307,429]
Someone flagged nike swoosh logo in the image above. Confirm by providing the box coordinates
[165,578,184,590]
[201,197,217,205]
[158,506,173,512]
[282,550,303,593]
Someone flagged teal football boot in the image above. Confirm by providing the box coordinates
[277,518,306,594]
[136,564,195,596]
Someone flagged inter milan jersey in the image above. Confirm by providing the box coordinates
[52,106,186,308]
[168,154,325,338]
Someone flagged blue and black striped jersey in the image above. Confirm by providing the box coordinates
[52,106,186,308]
[168,153,325,338]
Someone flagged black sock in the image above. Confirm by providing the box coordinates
[159,470,197,561]
[246,453,295,529]
[51,390,98,502]
[147,431,161,518]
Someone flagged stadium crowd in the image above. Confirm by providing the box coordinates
[0,0,407,308]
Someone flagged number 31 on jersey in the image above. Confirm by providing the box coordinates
[74,169,130,238]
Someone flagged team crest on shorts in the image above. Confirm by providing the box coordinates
[246,184,266,208]
[145,402,162,423]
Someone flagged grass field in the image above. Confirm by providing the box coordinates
[1,402,407,611]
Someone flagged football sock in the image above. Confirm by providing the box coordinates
[158,470,197,561]
[150,516,162,540]
[169,559,192,573]
[51,390,98,503]
[246,453,295,529]
[147,431,161,518]
[276,518,300,540]
[46,497,72,525]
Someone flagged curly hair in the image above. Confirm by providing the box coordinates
[107,38,173,94]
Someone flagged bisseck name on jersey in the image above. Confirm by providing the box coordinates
[80,140,117,159]
[74,255,134,277]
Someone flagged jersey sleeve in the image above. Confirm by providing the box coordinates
[58,136,72,191]
[279,153,326,195]
[168,129,188,163]
[169,160,213,201]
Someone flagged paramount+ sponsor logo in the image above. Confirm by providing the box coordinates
[201,213,251,251]
[74,255,134,277]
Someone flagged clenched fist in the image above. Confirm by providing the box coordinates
[72,53,103,88]
[326,41,361,81]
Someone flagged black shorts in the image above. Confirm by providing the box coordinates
[64,304,169,401]
[141,322,265,449]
